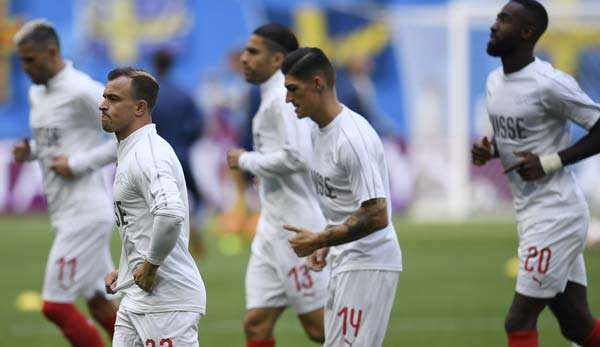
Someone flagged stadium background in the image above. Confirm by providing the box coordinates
[0,0,599,346]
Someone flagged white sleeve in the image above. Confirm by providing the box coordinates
[68,138,117,175]
[146,214,183,265]
[339,127,386,205]
[541,73,600,130]
[238,103,310,178]
[134,145,186,219]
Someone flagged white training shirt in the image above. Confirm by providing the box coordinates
[239,70,326,234]
[308,105,402,276]
[27,61,116,228]
[486,58,600,222]
[112,124,206,314]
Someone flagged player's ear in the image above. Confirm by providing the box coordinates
[521,24,535,40]
[135,100,148,117]
[313,76,325,93]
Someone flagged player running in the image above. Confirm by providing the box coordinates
[12,19,118,346]
[101,67,206,347]
[281,47,402,347]
[226,24,329,346]
[472,1,600,346]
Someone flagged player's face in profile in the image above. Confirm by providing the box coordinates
[487,2,523,57]
[284,74,318,119]
[17,42,54,84]
[240,35,279,84]
[100,76,137,134]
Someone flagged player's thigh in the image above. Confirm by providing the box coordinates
[515,214,587,299]
[245,251,288,310]
[113,310,144,347]
[42,220,113,302]
[273,237,329,315]
[324,270,399,347]
[130,311,202,347]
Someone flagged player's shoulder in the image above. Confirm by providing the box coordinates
[486,65,504,88]
[532,59,579,94]
[339,107,379,141]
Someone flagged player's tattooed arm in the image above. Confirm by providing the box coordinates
[285,198,388,257]
[322,198,389,247]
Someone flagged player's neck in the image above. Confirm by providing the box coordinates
[501,50,535,74]
[46,59,66,84]
[116,119,152,142]
[312,96,343,128]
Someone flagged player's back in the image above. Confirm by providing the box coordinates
[486,58,599,221]
[113,124,206,314]
[309,106,402,276]
[28,62,112,227]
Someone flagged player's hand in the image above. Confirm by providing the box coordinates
[471,136,494,166]
[12,139,30,163]
[133,260,159,293]
[104,270,119,294]
[50,155,74,179]
[504,150,544,181]
[284,224,324,257]
[307,247,329,272]
[227,148,245,170]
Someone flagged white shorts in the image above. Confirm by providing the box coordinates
[42,219,115,302]
[113,308,201,347]
[324,270,399,347]
[245,220,328,314]
[516,212,588,299]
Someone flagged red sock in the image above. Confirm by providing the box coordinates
[584,320,600,347]
[42,301,104,347]
[507,330,538,347]
[247,338,275,347]
[100,312,117,339]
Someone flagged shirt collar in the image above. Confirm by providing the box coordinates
[118,123,157,153]
[319,105,346,134]
[46,60,73,89]
[260,70,284,98]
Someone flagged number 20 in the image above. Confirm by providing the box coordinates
[524,246,552,274]
[145,338,172,347]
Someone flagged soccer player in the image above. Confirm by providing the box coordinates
[226,24,329,346]
[281,47,402,347]
[101,67,206,346]
[472,1,600,346]
[12,19,118,346]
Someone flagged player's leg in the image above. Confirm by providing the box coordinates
[323,270,399,347]
[244,307,286,346]
[245,230,288,346]
[297,308,325,343]
[547,281,596,345]
[504,292,547,346]
[87,291,119,338]
[112,309,144,347]
[41,228,105,347]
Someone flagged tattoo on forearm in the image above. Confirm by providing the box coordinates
[323,198,388,247]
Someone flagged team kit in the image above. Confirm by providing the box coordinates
[10,0,600,346]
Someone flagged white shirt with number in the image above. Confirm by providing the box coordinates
[486,58,600,222]
[308,105,402,276]
[113,124,206,314]
[28,61,116,228]
[239,70,326,234]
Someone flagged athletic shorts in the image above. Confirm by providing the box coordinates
[113,308,201,347]
[245,219,328,314]
[324,270,399,347]
[42,219,115,302]
[516,211,588,299]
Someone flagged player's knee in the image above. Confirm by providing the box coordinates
[304,324,325,343]
[42,301,74,326]
[243,312,271,338]
[504,311,534,332]
[557,321,587,344]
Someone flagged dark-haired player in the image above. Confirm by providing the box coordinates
[281,47,402,347]
[472,1,600,346]
[101,68,206,347]
[226,24,329,347]
[12,19,118,346]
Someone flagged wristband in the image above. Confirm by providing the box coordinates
[539,153,562,174]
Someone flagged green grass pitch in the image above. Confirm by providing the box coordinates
[1,215,598,346]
